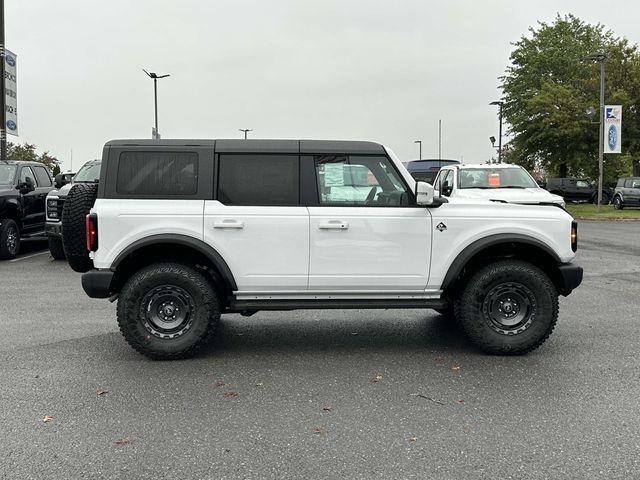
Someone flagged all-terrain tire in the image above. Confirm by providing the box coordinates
[592,192,610,205]
[0,219,20,260]
[61,183,98,272]
[612,195,624,210]
[48,237,66,260]
[454,260,558,355]
[117,262,221,360]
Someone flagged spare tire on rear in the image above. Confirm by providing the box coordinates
[62,183,98,273]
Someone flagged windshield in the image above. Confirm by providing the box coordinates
[459,167,538,189]
[0,164,16,185]
[74,162,101,183]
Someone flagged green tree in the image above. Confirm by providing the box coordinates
[500,14,640,181]
[7,142,60,172]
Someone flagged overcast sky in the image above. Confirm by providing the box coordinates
[6,0,640,171]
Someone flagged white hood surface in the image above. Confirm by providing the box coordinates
[455,187,564,205]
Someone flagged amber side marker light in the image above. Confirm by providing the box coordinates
[571,221,578,252]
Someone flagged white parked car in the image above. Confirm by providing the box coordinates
[62,139,582,360]
[433,163,565,207]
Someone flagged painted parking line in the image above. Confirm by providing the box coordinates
[9,251,49,263]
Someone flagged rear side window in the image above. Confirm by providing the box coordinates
[116,151,198,196]
[624,179,633,188]
[218,154,299,205]
[33,166,52,187]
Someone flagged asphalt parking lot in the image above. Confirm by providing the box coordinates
[1,221,639,480]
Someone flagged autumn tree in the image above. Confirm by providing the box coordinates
[500,14,640,182]
[7,142,60,172]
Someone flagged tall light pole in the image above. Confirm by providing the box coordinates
[584,52,607,211]
[414,140,422,159]
[143,69,170,139]
[489,101,504,163]
[239,129,252,139]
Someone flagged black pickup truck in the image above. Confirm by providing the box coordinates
[0,160,56,259]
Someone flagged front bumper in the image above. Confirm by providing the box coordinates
[558,263,583,296]
[82,269,114,298]
[44,221,62,238]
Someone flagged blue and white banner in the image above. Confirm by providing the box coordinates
[604,105,622,154]
[5,49,18,136]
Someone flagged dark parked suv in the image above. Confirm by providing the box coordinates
[612,177,640,209]
[0,160,55,259]
[545,177,612,204]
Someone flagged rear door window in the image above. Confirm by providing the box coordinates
[217,154,299,205]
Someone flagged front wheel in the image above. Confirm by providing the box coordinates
[593,192,610,205]
[454,260,558,355]
[613,196,624,210]
[117,262,221,360]
[0,219,20,260]
[48,237,66,260]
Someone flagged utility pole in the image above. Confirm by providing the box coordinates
[490,101,504,163]
[239,129,252,139]
[585,52,607,211]
[0,0,6,160]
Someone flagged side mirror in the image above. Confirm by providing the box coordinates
[415,181,434,205]
[442,184,453,197]
[54,173,69,189]
[18,177,36,194]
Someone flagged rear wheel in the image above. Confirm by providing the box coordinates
[592,192,610,205]
[62,183,98,272]
[613,196,624,210]
[117,262,221,360]
[454,260,558,355]
[48,237,66,260]
[0,219,20,259]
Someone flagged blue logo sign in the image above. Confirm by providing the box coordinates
[608,125,618,151]
[5,55,15,67]
[6,120,16,130]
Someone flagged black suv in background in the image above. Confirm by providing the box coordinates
[0,160,55,259]
[612,177,640,209]
[544,177,612,205]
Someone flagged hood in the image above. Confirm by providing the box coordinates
[49,182,74,199]
[456,187,565,205]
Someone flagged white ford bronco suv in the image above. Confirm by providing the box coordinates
[66,139,582,360]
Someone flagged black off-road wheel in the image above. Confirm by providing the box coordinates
[0,219,20,260]
[61,183,98,272]
[592,192,610,205]
[612,196,624,210]
[48,237,66,260]
[117,263,221,360]
[454,260,558,355]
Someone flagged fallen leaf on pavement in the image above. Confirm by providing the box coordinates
[214,381,225,388]
[322,406,332,412]
[456,399,465,404]
[224,391,239,397]
[42,415,53,423]
[371,374,384,383]
[451,366,461,371]
[410,437,417,442]
[114,436,132,445]
[96,389,110,396]
[463,426,471,433]
[312,427,325,435]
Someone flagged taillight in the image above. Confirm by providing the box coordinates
[86,213,98,252]
[571,221,578,252]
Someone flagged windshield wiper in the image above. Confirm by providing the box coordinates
[499,186,527,189]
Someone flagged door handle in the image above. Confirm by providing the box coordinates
[213,220,245,229]
[318,221,349,230]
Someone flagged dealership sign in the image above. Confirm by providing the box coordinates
[5,49,17,136]
[604,105,621,154]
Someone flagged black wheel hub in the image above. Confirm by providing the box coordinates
[482,282,536,335]
[141,285,195,339]
[6,225,18,254]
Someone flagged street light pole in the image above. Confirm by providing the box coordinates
[585,52,607,211]
[143,69,170,139]
[414,140,422,159]
[239,129,252,139]
[489,101,504,163]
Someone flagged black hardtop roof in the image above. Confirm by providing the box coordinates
[105,139,386,155]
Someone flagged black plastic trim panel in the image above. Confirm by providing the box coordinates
[229,298,447,311]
